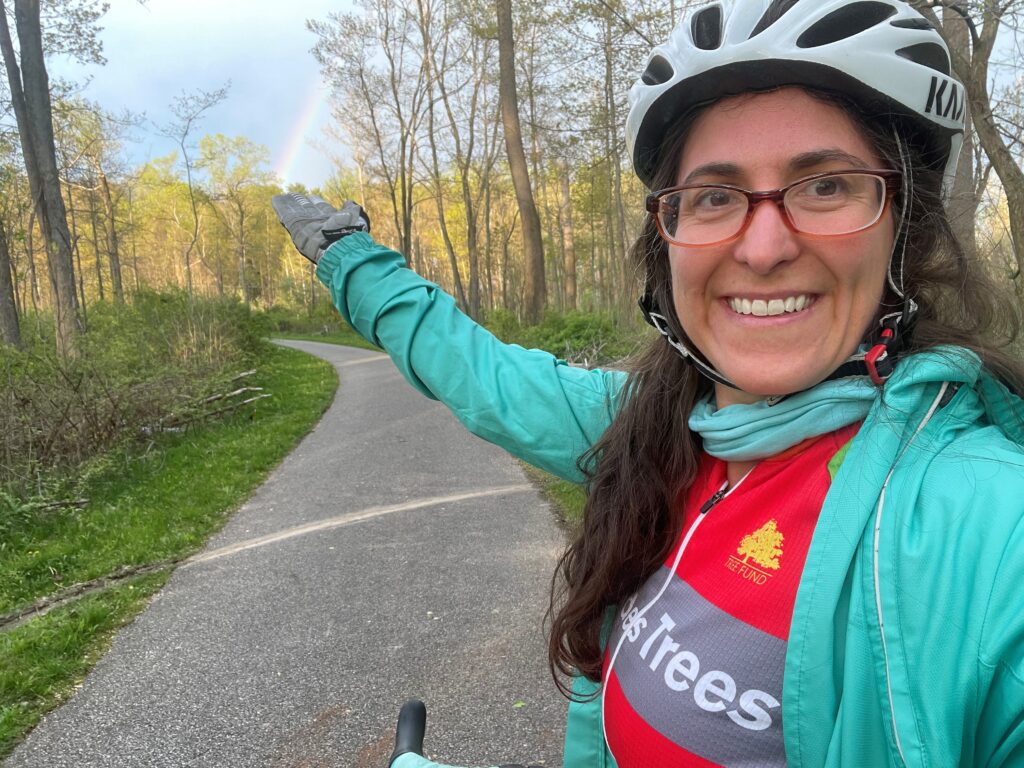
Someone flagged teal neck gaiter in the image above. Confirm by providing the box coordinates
[687,377,877,462]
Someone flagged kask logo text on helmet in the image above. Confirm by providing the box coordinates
[925,75,965,122]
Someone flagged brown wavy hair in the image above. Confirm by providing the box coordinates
[546,87,1024,695]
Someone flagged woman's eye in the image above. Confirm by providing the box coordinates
[694,189,734,208]
[806,177,848,198]
[815,180,839,196]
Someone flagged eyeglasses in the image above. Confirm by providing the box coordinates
[646,170,902,248]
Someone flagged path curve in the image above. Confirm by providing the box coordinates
[5,340,570,768]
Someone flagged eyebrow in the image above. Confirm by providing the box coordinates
[682,162,742,185]
[788,149,872,172]
[681,149,873,185]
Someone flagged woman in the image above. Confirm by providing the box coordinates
[273,1,1024,765]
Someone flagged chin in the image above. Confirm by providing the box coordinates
[719,369,826,403]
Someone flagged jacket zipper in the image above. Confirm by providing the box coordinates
[699,485,729,515]
[873,381,949,768]
[602,471,751,763]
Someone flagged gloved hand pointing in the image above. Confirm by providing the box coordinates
[270,193,370,264]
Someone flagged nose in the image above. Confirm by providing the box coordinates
[731,199,800,275]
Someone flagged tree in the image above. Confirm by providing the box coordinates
[161,85,228,301]
[912,1,1024,289]
[495,0,545,322]
[199,133,274,305]
[53,97,141,306]
[311,0,428,260]
[415,0,501,319]
[0,215,19,346]
[0,0,80,355]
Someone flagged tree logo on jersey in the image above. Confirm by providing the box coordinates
[726,519,784,584]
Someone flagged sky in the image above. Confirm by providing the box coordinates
[48,0,354,189]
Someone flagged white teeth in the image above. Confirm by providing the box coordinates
[729,295,813,316]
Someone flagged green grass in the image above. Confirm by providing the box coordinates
[272,326,380,352]
[0,343,337,757]
[521,464,587,527]
[0,573,169,755]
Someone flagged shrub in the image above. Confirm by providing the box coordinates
[0,291,267,496]
[260,301,345,336]
[483,309,644,366]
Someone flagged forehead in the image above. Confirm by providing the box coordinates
[676,88,882,183]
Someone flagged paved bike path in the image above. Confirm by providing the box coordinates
[6,340,570,768]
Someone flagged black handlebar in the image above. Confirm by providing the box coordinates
[387,698,542,768]
[390,699,427,764]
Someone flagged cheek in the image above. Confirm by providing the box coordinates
[668,246,713,297]
[838,232,892,319]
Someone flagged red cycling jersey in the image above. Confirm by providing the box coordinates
[603,423,859,767]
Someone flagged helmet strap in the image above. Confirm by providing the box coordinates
[864,128,919,385]
[638,291,740,391]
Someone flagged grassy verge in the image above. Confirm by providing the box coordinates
[521,464,587,528]
[0,573,169,753]
[0,343,337,757]
[272,327,380,352]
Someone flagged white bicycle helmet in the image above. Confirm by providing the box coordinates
[626,0,966,195]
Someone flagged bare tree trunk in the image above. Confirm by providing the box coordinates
[0,0,80,355]
[422,59,468,311]
[237,205,249,305]
[496,0,545,323]
[483,173,494,312]
[87,189,106,303]
[603,13,628,312]
[560,162,577,310]
[0,218,21,348]
[25,209,39,312]
[938,7,977,260]
[127,186,140,294]
[64,182,87,316]
[99,171,124,303]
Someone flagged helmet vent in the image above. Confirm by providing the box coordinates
[641,55,675,86]
[896,43,951,75]
[691,5,723,50]
[796,2,898,48]
[891,17,935,31]
[750,0,801,39]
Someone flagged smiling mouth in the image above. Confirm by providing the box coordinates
[727,295,816,317]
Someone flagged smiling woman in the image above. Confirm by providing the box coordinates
[666,89,897,405]
[272,0,1024,766]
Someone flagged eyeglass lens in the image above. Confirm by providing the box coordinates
[657,173,887,246]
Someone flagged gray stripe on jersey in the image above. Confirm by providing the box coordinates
[607,567,786,767]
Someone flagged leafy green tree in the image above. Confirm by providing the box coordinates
[199,134,274,305]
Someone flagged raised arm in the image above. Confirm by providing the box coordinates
[271,193,624,483]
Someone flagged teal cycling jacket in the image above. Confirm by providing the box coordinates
[319,233,1024,768]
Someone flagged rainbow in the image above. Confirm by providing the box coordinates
[274,82,329,187]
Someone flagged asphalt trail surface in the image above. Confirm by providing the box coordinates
[6,340,571,768]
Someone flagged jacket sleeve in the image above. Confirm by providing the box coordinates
[315,233,625,483]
